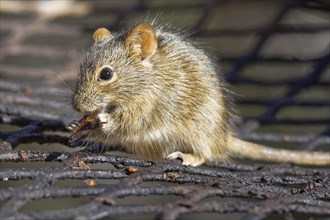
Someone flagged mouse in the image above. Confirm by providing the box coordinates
[69,22,330,166]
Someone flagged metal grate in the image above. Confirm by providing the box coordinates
[0,0,329,219]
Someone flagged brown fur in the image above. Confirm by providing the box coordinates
[72,22,330,166]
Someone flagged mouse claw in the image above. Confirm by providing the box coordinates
[167,151,205,166]
[66,120,79,131]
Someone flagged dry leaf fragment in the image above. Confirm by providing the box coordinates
[126,166,138,174]
[84,178,96,186]
[69,155,96,186]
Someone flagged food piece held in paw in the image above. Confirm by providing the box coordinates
[68,111,101,146]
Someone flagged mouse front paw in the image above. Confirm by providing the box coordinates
[97,113,108,125]
[96,112,117,134]
[166,151,205,166]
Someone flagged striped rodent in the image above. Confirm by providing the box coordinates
[71,22,330,166]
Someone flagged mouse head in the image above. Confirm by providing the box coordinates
[72,22,159,115]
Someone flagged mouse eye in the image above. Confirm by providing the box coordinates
[99,67,113,81]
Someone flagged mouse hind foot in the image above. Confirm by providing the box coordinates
[166,151,205,166]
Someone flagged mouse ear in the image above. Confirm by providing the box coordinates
[124,22,158,60]
[92,27,112,44]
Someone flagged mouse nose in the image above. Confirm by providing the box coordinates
[72,94,100,114]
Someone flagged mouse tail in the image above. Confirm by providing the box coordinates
[228,136,330,166]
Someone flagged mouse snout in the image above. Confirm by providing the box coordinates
[72,93,102,114]
[72,93,90,113]
[72,101,81,112]
[72,95,83,112]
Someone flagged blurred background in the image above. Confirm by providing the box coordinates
[1,0,329,135]
[0,0,329,219]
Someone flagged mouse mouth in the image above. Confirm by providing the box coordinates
[80,104,116,118]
